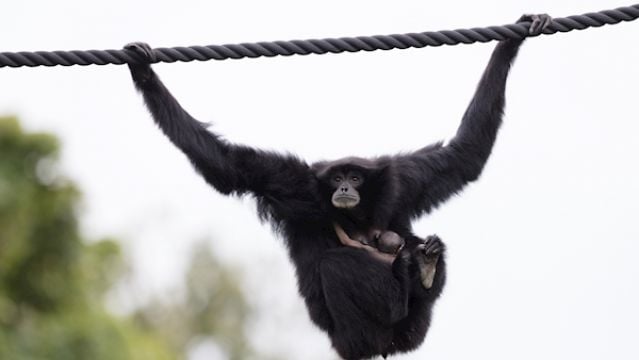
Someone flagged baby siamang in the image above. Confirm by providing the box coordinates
[124,14,551,360]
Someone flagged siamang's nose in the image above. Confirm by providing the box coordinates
[340,186,348,193]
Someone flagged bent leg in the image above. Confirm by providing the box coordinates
[320,248,399,359]
[386,235,447,355]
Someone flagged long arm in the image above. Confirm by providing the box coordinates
[395,15,550,218]
[125,43,317,221]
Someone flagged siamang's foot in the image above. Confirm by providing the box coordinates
[517,14,552,36]
[123,42,156,82]
[423,235,445,258]
[414,235,445,289]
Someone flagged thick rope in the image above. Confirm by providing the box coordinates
[1,4,638,68]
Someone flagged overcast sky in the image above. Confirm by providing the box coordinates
[2,0,639,359]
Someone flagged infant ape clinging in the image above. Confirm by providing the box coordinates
[124,13,550,360]
[376,231,405,254]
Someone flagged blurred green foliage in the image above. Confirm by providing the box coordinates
[134,243,257,360]
[0,116,261,359]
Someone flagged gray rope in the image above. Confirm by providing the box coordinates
[1,4,638,68]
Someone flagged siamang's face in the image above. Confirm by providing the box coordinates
[329,170,364,209]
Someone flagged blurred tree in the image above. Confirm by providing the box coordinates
[134,243,259,360]
[0,116,267,360]
[0,116,174,359]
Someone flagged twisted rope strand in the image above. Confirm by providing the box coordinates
[1,4,638,68]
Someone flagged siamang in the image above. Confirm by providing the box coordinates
[124,14,551,360]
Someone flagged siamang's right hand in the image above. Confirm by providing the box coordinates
[516,14,552,36]
[124,42,156,83]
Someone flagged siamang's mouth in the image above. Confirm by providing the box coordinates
[335,195,357,200]
[332,195,359,209]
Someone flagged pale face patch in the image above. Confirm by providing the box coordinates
[332,193,360,208]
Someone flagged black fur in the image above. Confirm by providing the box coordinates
[124,15,543,359]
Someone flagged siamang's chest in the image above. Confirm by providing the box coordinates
[283,222,340,251]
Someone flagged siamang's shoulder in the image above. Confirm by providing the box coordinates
[394,142,445,161]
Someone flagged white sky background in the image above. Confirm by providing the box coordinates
[2,0,639,359]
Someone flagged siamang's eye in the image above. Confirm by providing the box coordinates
[334,176,343,183]
[351,176,359,182]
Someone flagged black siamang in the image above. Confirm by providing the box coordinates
[124,14,550,360]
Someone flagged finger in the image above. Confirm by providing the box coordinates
[530,16,542,35]
[541,14,552,31]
